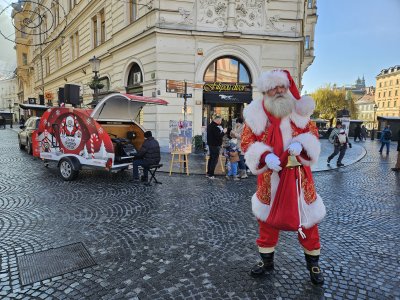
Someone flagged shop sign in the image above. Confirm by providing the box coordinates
[45,91,54,100]
[203,82,251,93]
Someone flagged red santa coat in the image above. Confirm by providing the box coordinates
[241,97,326,229]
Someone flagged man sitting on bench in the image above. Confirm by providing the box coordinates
[131,131,161,182]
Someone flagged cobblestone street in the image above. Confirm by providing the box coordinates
[0,128,399,299]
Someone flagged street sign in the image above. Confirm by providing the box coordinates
[177,93,192,98]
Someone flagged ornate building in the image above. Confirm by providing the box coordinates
[375,65,400,118]
[354,87,376,130]
[12,0,318,149]
[0,75,18,122]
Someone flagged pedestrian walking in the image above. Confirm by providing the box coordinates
[354,124,362,142]
[230,117,248,178]
[391,129,400,172]
[327,121,352,167]
[225,138,240,180]
[379,125,392,155]
[361,125,368,141]
[206,114,227,179]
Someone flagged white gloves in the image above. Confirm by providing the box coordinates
[288,142,302,156]
[265,153,282,172]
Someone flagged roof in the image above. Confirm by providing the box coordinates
[355,93,375,105]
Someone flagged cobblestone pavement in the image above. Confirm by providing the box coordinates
[0,128,399,299]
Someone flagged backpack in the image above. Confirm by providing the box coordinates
[383,130,392,140]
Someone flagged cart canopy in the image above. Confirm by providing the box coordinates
[90,93,168,121]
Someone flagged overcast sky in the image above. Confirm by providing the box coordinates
[302,0,400,94]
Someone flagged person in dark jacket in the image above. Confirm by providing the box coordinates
[379,125,392,155]
[131,131,161,181]
[206,114,227,179]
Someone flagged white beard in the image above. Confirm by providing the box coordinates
[263,92,296,118]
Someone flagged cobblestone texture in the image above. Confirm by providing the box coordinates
[0,128,399,299]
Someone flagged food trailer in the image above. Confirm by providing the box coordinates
[33,93,168,180]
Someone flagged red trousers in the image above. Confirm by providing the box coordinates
[257,220,321,251]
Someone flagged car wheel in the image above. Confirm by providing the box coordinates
[26,139,32,155]
[19,137,25,150]
[59,159,79,181]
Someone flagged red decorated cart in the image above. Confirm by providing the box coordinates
[33,93,168,180]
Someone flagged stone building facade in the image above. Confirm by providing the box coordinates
[13,0,317,149]
[375,65,400,119]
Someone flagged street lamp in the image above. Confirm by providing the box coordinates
[7,99,13,128]
[371,103,378,140]
[89,56,101,106]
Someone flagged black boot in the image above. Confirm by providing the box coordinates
[250,252,274,277]
[305,254,324,285]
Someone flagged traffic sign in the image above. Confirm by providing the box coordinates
[177,93,192,98]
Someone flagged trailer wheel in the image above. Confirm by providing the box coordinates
[59,158,79,181]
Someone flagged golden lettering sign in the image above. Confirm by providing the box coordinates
[203,82,248,92]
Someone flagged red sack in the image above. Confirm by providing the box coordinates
[266,151,301,231]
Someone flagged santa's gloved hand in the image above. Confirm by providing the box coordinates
[288,142,302,156]
[265,153,282,172]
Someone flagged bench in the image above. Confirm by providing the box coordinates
[141,164,163,186]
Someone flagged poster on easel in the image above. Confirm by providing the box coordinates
[169,120,192,153]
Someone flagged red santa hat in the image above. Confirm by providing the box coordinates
[256,69,315,117]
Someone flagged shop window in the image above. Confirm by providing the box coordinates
[204,56,251,84]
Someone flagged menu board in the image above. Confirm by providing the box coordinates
[169,120,192,153]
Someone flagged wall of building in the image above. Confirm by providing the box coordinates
[13,0,317,149]
[375,67,400,118]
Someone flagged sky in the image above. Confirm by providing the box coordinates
[0,1,399,86]
[0,3,16,78]
[302,0,400,94]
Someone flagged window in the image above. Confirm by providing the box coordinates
[389,91,391,97]
[22,53,27,65]
[100,9,105,43]
[204,56,251,84]
[55,47,62,69]
[397,79,399,85]
[383,92,386,97]
[388,101,390,107]
[45,57,50,75]
[396,90,398,96]
[390,80,392,86]
[130,1,138,23]
[378,92,380,98]
[69,31,79,60]
[382,102,385,108]
[69,0,77,12]
[92,16,97,47]
[307,0,313,8]
[394,101,397,107]
[305,35,310,50]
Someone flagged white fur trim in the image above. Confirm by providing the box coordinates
[290,112,310,129]
[243,98,268,136]
[280,117,292,149]
[256,70,290,92]
[300,193,326,229]
[292,133,321,164]
[252,193,271,222]
[244,142,272,175]
[295,95,315,117]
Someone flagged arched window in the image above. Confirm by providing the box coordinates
[126,63,143,95]
[203,56,251,84]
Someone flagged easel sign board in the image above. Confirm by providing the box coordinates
[169,120,192,153]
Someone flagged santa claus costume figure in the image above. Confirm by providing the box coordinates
[242,69,326,285]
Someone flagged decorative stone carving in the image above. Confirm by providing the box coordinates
[198,0,228,28]
[178,7,193,24]
[265,14,282,31]
[234,0,263,29]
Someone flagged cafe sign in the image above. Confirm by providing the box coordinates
[203,82,251,93]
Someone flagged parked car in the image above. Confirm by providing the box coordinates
[18,116,41,154]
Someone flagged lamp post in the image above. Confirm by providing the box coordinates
[7,99,13,128]
[371,103,378,140]
[89,56,101,106]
